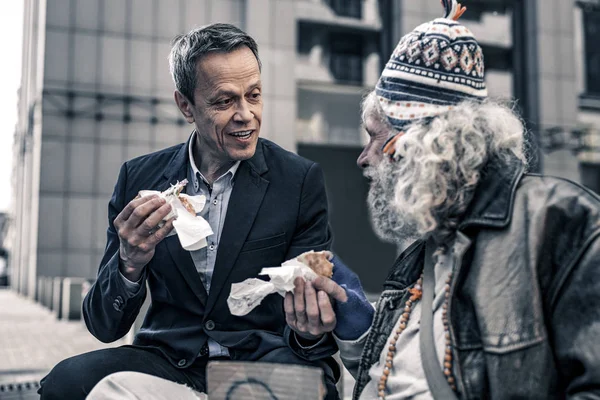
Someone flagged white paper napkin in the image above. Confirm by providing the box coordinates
[227,258,319,316]
[138,189,213,251]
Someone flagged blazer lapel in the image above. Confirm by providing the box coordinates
[164,235,208,305]
[161,135,208,305]
[205,144,269,314]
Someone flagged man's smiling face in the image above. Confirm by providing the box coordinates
[177,46,263,167]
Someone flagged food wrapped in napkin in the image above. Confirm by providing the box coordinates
[227,251,333,316]
[137,179,213,251]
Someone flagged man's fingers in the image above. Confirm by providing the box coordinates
[293,277,308,327]
[116,195,158,225]
[304,281,320,328]
[127,197,166,228]
[317,291,337,331]
[284,292,297,326]
[146,218,174,247]
[312,276,348,303]
[138,203,172,234]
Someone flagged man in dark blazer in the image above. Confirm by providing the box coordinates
[38,23,362,400]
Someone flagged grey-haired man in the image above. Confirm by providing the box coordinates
[38,23,368,400]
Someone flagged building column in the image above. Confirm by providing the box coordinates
[519,0,578,177]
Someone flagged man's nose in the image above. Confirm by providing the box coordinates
[233,99,253,123]
[357,149,369,169]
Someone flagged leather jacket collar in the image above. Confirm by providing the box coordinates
[460,154,525,230]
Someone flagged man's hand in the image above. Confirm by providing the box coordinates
[114,195,174,281]
[284,276,348,341]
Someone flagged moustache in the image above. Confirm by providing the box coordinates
[362,166,377,181]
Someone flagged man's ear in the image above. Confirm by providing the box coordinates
[174,90,195,124]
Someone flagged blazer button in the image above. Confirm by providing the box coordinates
[178,359,187,367]
[205,320,215,331]
[112,296,123,311]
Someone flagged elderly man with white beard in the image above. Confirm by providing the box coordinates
[287,1,600,399]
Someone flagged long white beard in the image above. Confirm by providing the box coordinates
[365,160,419,245]
[365,153,476,245]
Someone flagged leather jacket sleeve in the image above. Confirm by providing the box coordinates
[82,163,149,343]
[551,234,600,398]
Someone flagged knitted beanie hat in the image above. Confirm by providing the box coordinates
[377,0,488,143]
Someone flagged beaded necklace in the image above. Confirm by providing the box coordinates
[377,267,456,399]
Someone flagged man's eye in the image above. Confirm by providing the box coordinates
[250,92,261,100]
[217,98,232,106]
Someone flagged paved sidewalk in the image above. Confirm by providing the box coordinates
[0,288,125,386]
[0,288,356,398]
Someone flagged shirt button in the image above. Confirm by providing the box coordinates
[209,244,215,251]
[205,320,216,331]
[178,359,187,367]
[212,199,218,205]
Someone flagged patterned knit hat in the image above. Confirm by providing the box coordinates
[377,0,488,147]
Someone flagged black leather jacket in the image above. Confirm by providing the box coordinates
[352,158,600,399]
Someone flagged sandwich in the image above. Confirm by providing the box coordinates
[161,179,196,216]
[136,179,198,218]
[297,251,334,278]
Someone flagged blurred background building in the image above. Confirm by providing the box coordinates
[8,0,600,298]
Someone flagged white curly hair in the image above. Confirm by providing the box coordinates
[362,91,527,244]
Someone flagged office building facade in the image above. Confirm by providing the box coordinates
[10,0,597,296]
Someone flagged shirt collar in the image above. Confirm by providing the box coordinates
[188,130,241,190]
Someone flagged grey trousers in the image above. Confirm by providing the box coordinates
[86,372,207,400]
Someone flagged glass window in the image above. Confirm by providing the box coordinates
[46,0,71,28]
[73,33,98,85]
[583,8,600,95]
[156,0,181,39]
[75,0,100,31]
[102,0,128,34]
[44,30,70,83]
[297,24,314,55]
[100,36,126,91]
[481,45,512,71]
[326,0,362,19]
[329,33,363,85]
[459,0,511,21]
[128,39,153,94]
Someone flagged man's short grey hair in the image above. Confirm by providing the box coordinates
[169,23,261,105]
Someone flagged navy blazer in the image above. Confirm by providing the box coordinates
[83,137,335,369]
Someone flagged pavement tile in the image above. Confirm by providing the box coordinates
[0,289,125,386]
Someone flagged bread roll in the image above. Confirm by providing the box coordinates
[297,251,334,278]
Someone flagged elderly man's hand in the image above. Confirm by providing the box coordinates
[284,276,348,341]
